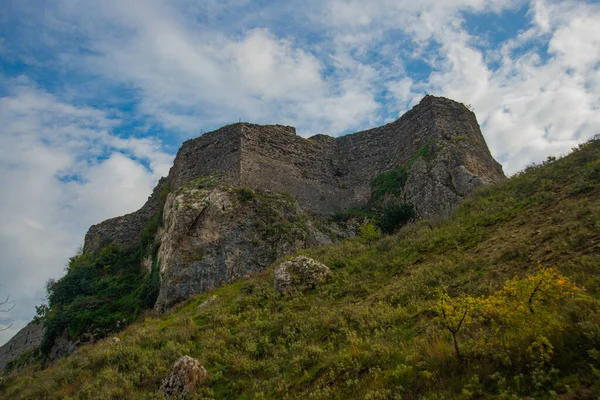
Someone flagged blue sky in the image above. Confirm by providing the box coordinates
[1,0,600,344]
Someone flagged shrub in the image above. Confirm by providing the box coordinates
[380,202,415,234]
[238,188,255,202]
[40,245,146,357]
[359,219,381,248]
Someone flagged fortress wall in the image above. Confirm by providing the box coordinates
[238,124,352,214]
[83,124,243,254]
[336,96,441,205]
[168,124,243,188]
[426,97,505,180]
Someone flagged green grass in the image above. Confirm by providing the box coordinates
[2,137,600,399]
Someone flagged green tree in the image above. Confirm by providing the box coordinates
[380,202,415,234]
[359,218,381,248]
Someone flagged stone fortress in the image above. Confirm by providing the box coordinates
[84,95,505,254]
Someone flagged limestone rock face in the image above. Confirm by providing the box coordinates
[159,355,208,399]
[0,320,43,371]
[153,181,351,311]
[274,256,332,294]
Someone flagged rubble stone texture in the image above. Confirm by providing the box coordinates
[0,320,43,371]
[274,256,332,294]
[159,356,208,399]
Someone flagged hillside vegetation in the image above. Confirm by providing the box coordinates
[1,137,600,399]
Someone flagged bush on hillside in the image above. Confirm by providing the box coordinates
[380,202,415,234]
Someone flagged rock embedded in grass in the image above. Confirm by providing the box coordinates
[160,355,208,399]
[274,256,331,294]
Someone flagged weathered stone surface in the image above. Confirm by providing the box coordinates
[47,332,77,362]
[0,320,43,371]
[160,356,208,399]
[153,184,349,311]
[274,256,332,294]
[197,296,217,310]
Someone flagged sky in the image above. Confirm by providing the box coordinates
[1,0,599,345]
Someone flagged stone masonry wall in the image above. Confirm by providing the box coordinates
[168,123,243,188]
[239,124,352,214]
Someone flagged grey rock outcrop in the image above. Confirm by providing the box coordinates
[274,256,332,294]
[0,320,43,371]
[154,182,349,311]
[83,177,169,254]
[160,355,208,399]
[197,296,217,310]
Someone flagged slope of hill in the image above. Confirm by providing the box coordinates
[1,136,599,399]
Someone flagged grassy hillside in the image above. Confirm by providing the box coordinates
[1,137,600,399]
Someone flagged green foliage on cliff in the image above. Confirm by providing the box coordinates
[380,202,416,234]
[39,245,145,356]
[38,242,163,359]
[138,259,161,310]
[3,136,600,399]
[371,167,408,202]
[370,140,434,204]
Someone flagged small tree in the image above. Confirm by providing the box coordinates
[0,288,15,332]
[360,218,381,248]
[437,290,475,362]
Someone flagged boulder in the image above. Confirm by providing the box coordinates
[197,295,217,310]
[160,356,208,398]
[274,256,331,294]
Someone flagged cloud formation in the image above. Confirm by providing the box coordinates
[1,0,599,344]
[0,79,172,344]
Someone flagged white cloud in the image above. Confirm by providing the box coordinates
[320,0,599,174]
[0,80,172,344]
[408,1,600,174]
[33,0,379,135]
